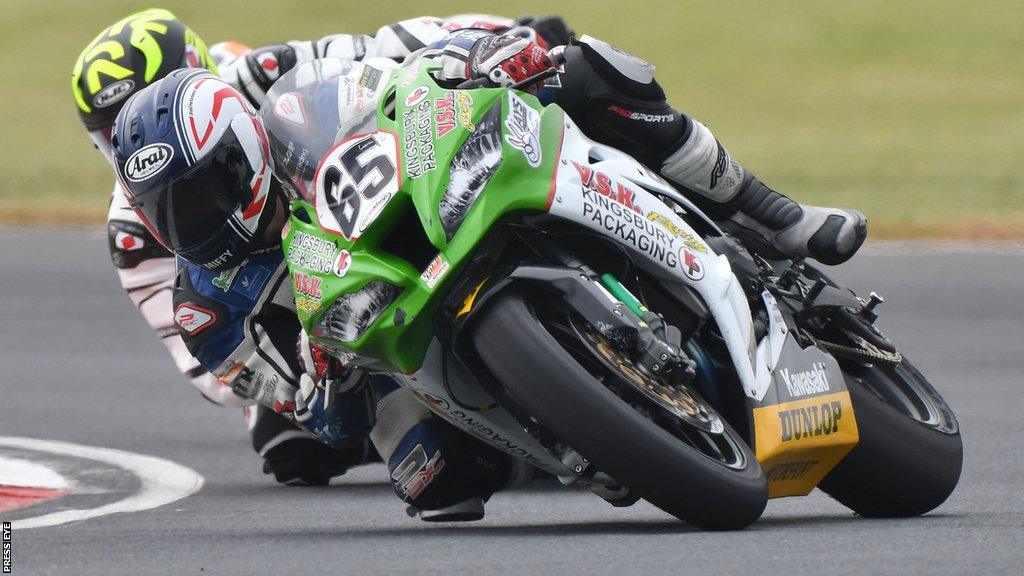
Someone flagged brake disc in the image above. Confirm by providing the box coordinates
[572,317,724,434]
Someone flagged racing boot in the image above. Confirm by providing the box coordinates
[713,175,867,265]
[555,36,867,265]
[649,104,867,264]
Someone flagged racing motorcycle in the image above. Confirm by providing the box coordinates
[260,51,962,530]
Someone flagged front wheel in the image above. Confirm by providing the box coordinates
[470,290,768,530]
[819,357,963,517]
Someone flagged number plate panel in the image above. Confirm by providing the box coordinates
[313,131,401,241]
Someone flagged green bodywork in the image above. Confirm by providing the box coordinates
[281,61,566,373]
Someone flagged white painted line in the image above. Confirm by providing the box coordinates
[0,456,68,490]
[862,240,1024,255]
[0,436,204,529]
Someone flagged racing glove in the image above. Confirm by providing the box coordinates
[293,336,374,449]
[467,34,556,92]
[263,436,376,486]
[251,404,377,486]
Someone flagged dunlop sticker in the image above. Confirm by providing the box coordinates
[753,390,859,498]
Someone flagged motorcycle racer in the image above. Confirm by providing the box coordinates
[109,20,865,519]
[72,9,535,485]
[78,9,555,508]
[426,31,867,265]
[72,8,349,486]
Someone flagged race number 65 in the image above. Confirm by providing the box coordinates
[314,132,400,241]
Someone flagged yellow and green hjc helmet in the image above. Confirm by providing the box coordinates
[71,8,217,159]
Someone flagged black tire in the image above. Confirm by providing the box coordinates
[819,358,963,517]
[471,290,767,530]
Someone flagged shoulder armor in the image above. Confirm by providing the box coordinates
[577,35,656,85]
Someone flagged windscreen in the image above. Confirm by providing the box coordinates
[260,58,392,203]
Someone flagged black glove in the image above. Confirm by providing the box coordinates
[250,404,375,486]
[263,436,377,486]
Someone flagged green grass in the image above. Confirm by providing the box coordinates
[2,0,1021,237]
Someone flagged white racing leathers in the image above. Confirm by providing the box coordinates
[218,14,519,107]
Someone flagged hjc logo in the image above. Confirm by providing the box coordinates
[94,79,135,108]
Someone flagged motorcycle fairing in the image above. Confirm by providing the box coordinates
[747,335,860,498]
[395,339,571,474]
[542,123,860,494]
[546,115,777,401]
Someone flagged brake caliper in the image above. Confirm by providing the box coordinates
[598,273,695,381]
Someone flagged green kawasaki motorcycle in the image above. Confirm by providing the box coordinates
[260,56,962,530]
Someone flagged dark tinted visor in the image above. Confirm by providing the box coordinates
[129,129,254,254]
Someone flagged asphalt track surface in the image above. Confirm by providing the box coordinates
[1,229,1021,575]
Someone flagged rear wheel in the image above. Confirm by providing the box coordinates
[819,357,963,517]
[471,290,767,530]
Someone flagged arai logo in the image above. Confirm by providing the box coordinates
[124,143,174,182]
[94,79,135,108]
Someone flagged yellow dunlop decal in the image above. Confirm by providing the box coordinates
[71,9,178,113]
[753,391,859,498]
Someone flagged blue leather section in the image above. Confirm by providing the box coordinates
[182,249,283,371]
[387,418,446,474]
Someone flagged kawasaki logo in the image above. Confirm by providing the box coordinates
[124,143,173,182]
[780,362,831,398]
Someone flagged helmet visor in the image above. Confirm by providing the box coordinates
[129,129,254,260]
